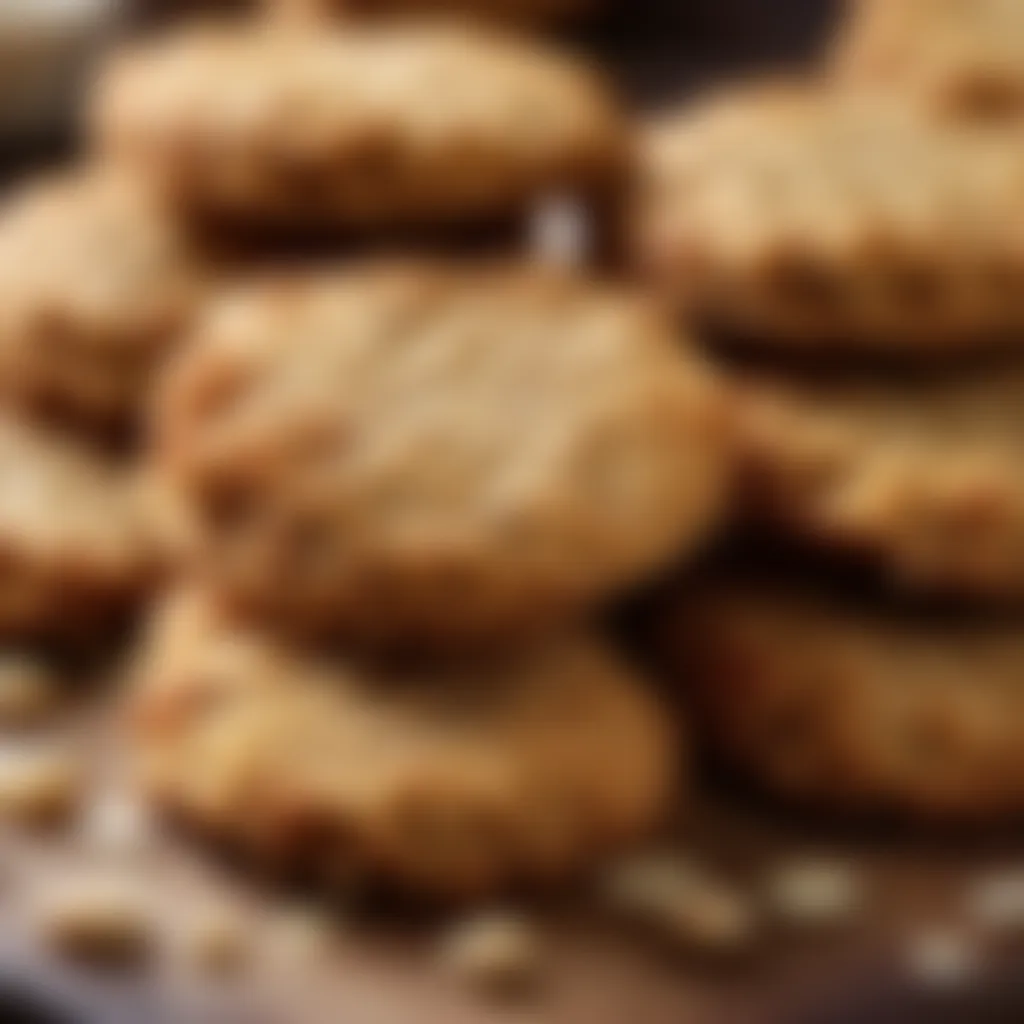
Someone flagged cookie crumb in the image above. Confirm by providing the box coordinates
[0,660,60,728]
[767,859,863,929]
[600,852,704,917]
[439,912,542,996]
[0,747,80,827]
[80,792,153,858]
[270,906,334,964]
[531,194,590,268]
[601,853,757,955]
[659,879,758,956]
[37,880,152,967]
[966,869,1024,934]
[188,908,250,975]
[905,930,978,988]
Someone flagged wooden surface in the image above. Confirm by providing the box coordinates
[7,3,1024,1023]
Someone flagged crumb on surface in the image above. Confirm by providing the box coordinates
[439,911,543,996]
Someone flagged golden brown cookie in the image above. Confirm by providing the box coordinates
[155,261,728,645]
[667,581,1024,823]
[0,417,152,639]
[91,22,623,234]
[732,366,1024,598]
[264,0,593,25]
[833,0,1024,118]
[132,589,677,897]
[0,170,208,431]
[631,85,1024,352]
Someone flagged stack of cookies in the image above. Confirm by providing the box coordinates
[0,1,735,902]
[6,0,1021,921]
[637,0,1024,823]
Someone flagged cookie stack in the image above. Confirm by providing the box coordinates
[0,168,169,647]
[638,0,1024,823]
[0,3,735,900]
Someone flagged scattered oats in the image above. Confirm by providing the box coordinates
[600,851,705,918]
[658,879,758,956]
[80,792,153,859]
[440,911,542,996]
[905,930,978,988]
[37,879,152,967]
[0,659,59,728]
[0,746,80,827]
[767,859,863,929]
[530,194,590,268]
[966,869,1024,934]
[601,852,757,955]
[270,906,334,965]
[187,908,250,975]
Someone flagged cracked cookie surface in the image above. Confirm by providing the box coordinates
[733,366,1024,598]
[632,86,1024,352]
[92,23,624,234]
[155,261,728,644]
[132,589,677,897]
[0,171,207,431]
[0,418,152,639]
[834,0,1024,118]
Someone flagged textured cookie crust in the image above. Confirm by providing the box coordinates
[155,261,727,644]
[0,171,207,431]
[132,590,677,897]
[668,583,1024,822]
[0,418,152,638]
[631,86,1024,351]
[265,0,593,25]
[92,23,624,232]
[733,367,1024,598]
[834,0,1024,118]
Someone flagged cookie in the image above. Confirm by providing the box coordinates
[732,366,1024,598]
[0,170,208,431]
[91,23,624,233]
[833,0,1024,118]
[0,417,151,639]
[155,261,727,644]
[132,589,677,897]
[631,86,1024,351]
[265,0,592,25]
[666,581,1024,822]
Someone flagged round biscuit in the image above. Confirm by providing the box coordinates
[154,261,729,644]
[132,588,678,897]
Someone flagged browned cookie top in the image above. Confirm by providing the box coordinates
[264,0,594,25]
[133,588,677,897]
[834,0,1024,118]
[733,365,1024,598]
[632,85,1024,351]
[667,581,1024,822]
[0,417,152,639]
[155,261,729,644]
[0,170,207,430]
[91,22,624,232]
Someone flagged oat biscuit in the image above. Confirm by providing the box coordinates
[132,590,677,897]
[668,583,1024,822]
[155,261,727,644]
[834,0,1024,118]
[733,367,1024,598]
[632,87,1024,351]
[0,171,207,431]
[92,23,624,233]
[266,0,593,25]
[0,418,151,639]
